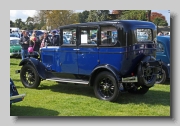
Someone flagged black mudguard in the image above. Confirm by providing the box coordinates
[19,57,52,80]
[89,64,120,86]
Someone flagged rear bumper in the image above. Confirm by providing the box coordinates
[10,93,26,101]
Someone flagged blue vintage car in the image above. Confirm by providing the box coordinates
[156,36,170,84]
[10,78,26,107]
[16,20,162,102]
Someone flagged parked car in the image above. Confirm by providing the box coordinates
[10,33,19,38]
[10,37,21,57]
[16,20,162,102]
[10,78,26,107]
[156,36,170,84]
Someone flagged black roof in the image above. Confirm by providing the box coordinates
[59,20,156,31]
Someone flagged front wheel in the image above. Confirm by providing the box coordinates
[20,64,41,88]
[93,71,119,102]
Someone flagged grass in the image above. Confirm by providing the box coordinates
[10,58,170,116]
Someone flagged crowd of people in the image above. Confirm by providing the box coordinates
[18,30,59,60]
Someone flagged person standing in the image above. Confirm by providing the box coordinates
[50,30,59,46]
[40,32,51,48]
[29,32,41,52]
[19,31,30,60]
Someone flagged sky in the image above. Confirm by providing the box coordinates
[10,10,170,26]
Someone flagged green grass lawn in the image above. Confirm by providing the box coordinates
[10,58,170,116]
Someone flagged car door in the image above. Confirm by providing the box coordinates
[77,26,99,75]
[59,29,79,74]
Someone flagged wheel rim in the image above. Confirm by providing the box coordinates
[156,72,164,83]
[143,67,154,82]
[22,68,36,86]
[98,77,115,99]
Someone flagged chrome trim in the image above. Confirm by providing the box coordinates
[10,94,26,100]
[46,78,89,84]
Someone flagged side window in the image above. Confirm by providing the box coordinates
[62,29,76,45]
[156,43,164,52]
[79,27,98,46]
[100,26,118,46]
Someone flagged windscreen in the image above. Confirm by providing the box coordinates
[135,29,152,42]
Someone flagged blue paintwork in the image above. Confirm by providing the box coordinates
[156,36,170,78]
[31,20,158,80]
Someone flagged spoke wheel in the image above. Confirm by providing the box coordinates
[20,64,41,88]
[156,69,166,84]
[94,71,119,102]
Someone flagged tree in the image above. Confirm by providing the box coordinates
[151,12,168,26]
[78,10,89,23]
[120,10,147,21]
[86,10,110,22]
[10,20,15,27]
[44,10,79,29]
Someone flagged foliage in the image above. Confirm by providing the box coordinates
[151,12,168,26]
[10,10,169,30]
[78,10,90,23]
[120,10,147,21]
[86,10,110,22]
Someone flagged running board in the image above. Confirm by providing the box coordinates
[46,78,89,85]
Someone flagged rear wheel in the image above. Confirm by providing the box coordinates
[93,71,119,102]
[137,57,157,88]
[20,64,41,88]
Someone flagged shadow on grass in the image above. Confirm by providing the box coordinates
[37,82,170,106]
[10,105,59,116]
[10,62,18,65]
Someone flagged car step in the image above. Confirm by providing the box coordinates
[46,78,89,85]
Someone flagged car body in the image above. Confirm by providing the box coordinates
[16,20,162,102]
[10,37,21,57]
[156,36,170,84]
[10,33,20,38]
[10,78,26,107]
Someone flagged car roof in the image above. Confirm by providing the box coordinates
[10,37,20,40]
[59,20,156,31]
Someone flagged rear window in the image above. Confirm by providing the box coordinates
[135,29,152,42]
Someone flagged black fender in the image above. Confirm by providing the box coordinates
[161,62,170,79]
[89,64,120,86]
[19,57,48,80]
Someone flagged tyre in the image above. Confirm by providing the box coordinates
[128,85,149,94]
[20,64,41,88]
[137,56,157,88]
[93,71,119,102]
[156,69,166,84]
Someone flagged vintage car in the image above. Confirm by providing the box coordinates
[156,36,170,84]
[10,37,21,57]
[16,20,162,102]
[10,78,26,107]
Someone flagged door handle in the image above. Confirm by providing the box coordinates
[73,49,80,51]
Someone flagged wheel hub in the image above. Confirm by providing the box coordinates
[103,83,110,91]
[27,73,34,81]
